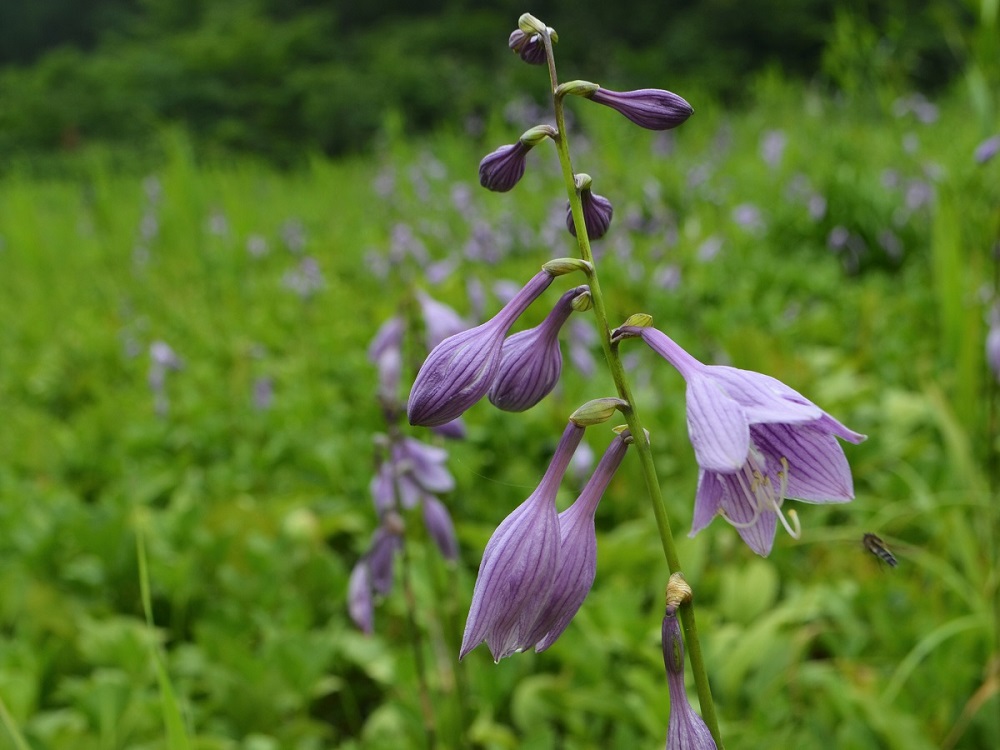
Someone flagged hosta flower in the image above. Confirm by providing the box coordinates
[416,291,467,350]
[973,134,1000,165]
[488,286,589,412]
[662,603,717,749]
[527,431,630,652]
[987,309,1000,383]
[479,142,532,192]
[566,189,613,240]
[348,561,374,634]
[508,29,547,65]
[408,270,554,426]
[461,422,585,661]
[479,125,556,193]
[628,326,865,556]
[423,495,459,561]
[587,88,693,131]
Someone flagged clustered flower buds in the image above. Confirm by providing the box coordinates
[408,270,555,426]
[488,285,590,411]
[461,424,632,660]
[508,29,546,65]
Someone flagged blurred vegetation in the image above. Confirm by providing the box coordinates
[0,0,996,164]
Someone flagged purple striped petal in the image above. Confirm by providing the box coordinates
[685,376,750,473]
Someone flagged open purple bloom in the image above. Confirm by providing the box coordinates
[408,270,554,426]
[488,285,589,412]
[662,604,717,749]
[461,422,585,661]
[527,431,630,652]
[479,141,532,192]
[567,189,614,240]
[630,326,865,556]
[588,88,693,131]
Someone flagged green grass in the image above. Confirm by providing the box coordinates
[0,78,998,749]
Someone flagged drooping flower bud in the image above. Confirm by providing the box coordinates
[408,270,554,426]
[587,88,693,131]
[488,286,589,412]
[570,397,629,426]
[508,29,546,65]
[662,603,717,749]
[527,431,631,652]
[461,422,585,661]
[479,142,531,192]
[479,126,556,193]
[567,183,614,240]
[348,561,374,634]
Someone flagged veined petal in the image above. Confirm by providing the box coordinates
[685,376,750,473]
[717,472,777,556]
[706,366,822,424]
[753,423,855,502]
[690,470,723,535]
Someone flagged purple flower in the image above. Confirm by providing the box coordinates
[566,190,614,240]
[987,312,1000,383]
[368,522,402,595]
[431,416,467,440]
[588,88,693,131]
[408,270,554,426]
[348,561,374,634]
[508,29,547,65]
[974,134,1000,165]
[479,141,532,192]
[461,422,584,661]
[662,604,717,749]
[488,286,588,412]
[416,291,467,350]
[527,432,630,652]
[423,495,459,561]
[629,327,865,556]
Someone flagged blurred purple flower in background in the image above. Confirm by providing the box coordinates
[148,340,183,416]
[282,256,325,299]
[975,134,1000,165]
[759,129,786,169]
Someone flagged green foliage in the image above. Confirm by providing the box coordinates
[0,76,998,749]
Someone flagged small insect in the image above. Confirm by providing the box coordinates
[862,533,897,567]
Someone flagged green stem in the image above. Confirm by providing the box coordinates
[541,28,724,749]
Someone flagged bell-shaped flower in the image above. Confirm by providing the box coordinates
[508,29,547,65]
[587,88,693,131]
[368,518,403,595]
[408,270,554,426]
[488,285,589,412]
[566,189,614,240]
[527,431,630,652]
[347,560,374,634]
[422,495,459,561]
[460,422,585,661]
[662,604,717,750]
[629,326,865,556]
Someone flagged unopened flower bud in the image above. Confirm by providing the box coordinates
[423,496,459,561]
[408,270,554,426]
[479,140,535,192]
[567,188,614,240]
[662,604,717,749]
[488,285,588,412]
[508,29,546,65]
[570,397,629,426]
[520,124,557,146]
[587,88,693,131]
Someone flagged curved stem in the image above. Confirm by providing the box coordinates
[541,28,724,748]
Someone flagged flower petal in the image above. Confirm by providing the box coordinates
[707,366,822,424]
[753,424,855,502]
[717,473,777,556]
[690,470,723,535]
[685,376,750,473]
